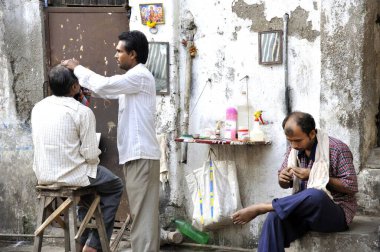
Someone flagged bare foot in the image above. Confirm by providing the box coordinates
[231,203,273,225]
[82,244,97,252]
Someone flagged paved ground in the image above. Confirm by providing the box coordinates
[0,226,255,252]
[0,240,255,252]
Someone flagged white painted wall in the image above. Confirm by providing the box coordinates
[178,1,321,246]
[0,0,376,247]
[131,0,323,246]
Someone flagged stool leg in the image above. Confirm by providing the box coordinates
[94,204,111,252]
[33,196,47,252]
[68,198,78,252]
[63,207,70,252]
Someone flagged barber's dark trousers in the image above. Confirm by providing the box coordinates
[78,165,124,250]
[258,188,348,252]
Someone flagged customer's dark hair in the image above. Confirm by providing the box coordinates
[49,64,78,96]
[118,30,149,64]
[282,111,316,135]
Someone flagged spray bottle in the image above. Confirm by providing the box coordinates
[250,110,266,142]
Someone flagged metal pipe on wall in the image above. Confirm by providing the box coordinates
[283,13,290,115]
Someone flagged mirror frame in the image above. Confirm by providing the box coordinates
[258,30,283,65]
[145,42,170,95]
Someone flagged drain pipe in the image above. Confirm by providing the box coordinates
[283,13,290,115]
[180,11,197,164]
[181,39,194,164]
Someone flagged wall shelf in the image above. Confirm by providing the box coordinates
[175,138,271,145]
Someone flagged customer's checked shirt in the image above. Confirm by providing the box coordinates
[279,136,358,224]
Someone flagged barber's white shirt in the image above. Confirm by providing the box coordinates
[74,63,160,164]
[31,96,100,186]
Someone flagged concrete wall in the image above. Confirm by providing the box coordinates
[169,0,321,247]
[0,0,379,249]
[131,0,377,248]
[0,0,45,233]
[320,0,380,173]
[128,0,186,223]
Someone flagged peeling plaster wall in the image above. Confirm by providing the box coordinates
[0,0,377,247]
[128,0,185,224]
[320,0,380,172]
[0,0,44,233]
[362,1,380,163]
[174,0,322,247]
[155,0,375,248]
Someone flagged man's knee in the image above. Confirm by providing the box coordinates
[115,177,124,194]
[302,188,329,207]
[265,211,281,224]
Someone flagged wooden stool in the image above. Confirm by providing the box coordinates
[33,185,110,252]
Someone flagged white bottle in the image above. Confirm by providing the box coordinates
[250,121,265,142]
[237,90,251,131]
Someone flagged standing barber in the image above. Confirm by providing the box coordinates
[62,30,161,252]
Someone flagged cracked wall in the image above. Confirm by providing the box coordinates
[232,0,320,42]
[172,0,377,248]
[0,0,45,233]
[171,0,323,247]
[0,0,378,247]
[129,0,184,226]
[320,0,380,171]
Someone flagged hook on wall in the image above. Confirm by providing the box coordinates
[239,75,249,81]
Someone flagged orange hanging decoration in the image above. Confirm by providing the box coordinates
[189,45,197,57]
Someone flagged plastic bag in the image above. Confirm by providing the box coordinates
[186,151,242,231]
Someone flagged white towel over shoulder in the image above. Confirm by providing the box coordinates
[288,129,333,199]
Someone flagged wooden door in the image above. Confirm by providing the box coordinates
[45,6,130,220]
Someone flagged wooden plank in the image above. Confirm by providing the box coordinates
[34,198,73,237]
[46,205,66,229]
[175,138,270,145]
[64,210,70,252]
[33,197,47,252]
[75,195,100,240]
[94,205,111,252]
[110,214,130,252]
[68,200,78,252]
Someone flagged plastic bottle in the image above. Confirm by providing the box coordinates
[237,90,252,131]
[250,120,265,142]
[174,219,209,244]
[225,107,237,140]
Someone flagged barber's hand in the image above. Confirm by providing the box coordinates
[61,58,79,70]
[279,167,293,184]
[291,167,310,181]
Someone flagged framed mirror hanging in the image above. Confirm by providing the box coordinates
[145,42,170,95]
[258,30,283,65]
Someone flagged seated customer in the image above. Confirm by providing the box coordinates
[31,65,124,252]
[232,111,358,252]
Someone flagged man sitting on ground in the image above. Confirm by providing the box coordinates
[232,111,358,252]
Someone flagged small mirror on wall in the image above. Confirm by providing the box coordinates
[145,42,170,95]
[258,30,283,65]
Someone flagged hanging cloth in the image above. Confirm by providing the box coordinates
[288,129,333,199]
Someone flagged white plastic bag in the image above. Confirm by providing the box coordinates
[186,154,242,231]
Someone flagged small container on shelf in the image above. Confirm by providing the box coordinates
[237,127,250,141]
[250,121,265,142]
